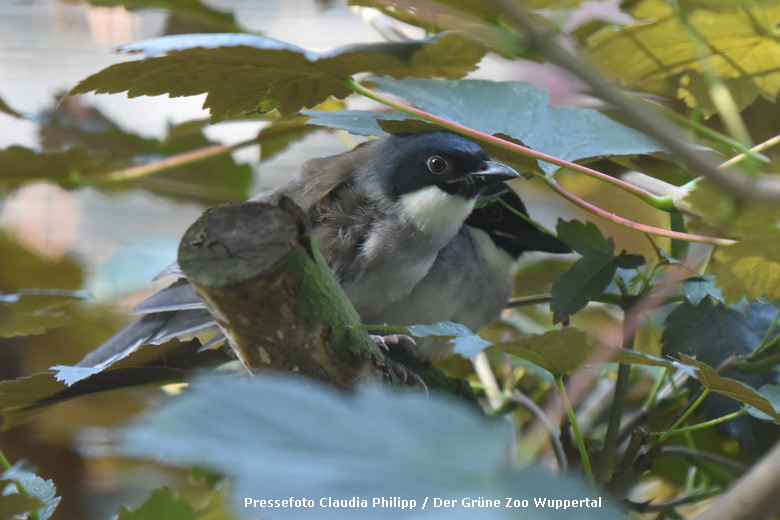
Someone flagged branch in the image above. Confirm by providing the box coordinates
[177,198,387,388]
[692,439,780,520]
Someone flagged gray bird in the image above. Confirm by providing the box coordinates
[76,132,518,368]
[370,183,570,358]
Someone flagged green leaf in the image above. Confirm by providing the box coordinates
[714,238,780,304]
[118,488,198,520]
[678,355,780,424]
[0,292,86,338]
[489,328,594,377]
[0,375,68,415]
[70,33,486,121]
[1,466,60,520]
[550,220,644,323]
[368,77,664,174]
[120,373,624,519]
[684,275,724,305]
[0,490,45,520]
[0,145,116,193]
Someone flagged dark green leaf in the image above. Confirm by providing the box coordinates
[368,77,663,174]
[70,33,486,121]
[662,299,780,367]
[550,220,644,323]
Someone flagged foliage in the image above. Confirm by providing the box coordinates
[2,1,780,519]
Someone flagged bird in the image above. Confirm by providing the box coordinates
[368,182,571,358]
[75,131,520,368]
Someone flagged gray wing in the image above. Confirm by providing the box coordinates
[76,274,225,368]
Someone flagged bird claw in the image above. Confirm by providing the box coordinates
[383,357,428,395]
[370,334,417,350]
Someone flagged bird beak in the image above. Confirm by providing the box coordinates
[468,161,519,185]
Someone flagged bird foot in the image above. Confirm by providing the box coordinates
[383,356,428,395]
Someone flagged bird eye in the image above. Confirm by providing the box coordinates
[426,155,448,174]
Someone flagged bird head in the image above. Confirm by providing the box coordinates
[467,184,571,258]
[372,132,519,234]
[379,132,519,200]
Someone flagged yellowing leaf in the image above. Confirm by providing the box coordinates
[586,0,780,111]
[714,238,780,303]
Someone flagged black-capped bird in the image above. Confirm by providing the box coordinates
[76,132,519,367]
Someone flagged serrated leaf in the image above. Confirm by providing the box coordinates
[678,355,780,424]
[70,32,486,121]
[0,375,68,415]
[714,238,780,304]
[0,293,86,338]
[118,488,198,520]
[684,275,725,305]
[489,328,594,377]
[550,220,645,323]
[405,322,492,359]
[301,109,408,136]
[368,77,663,174]
[1,466,60,520]
[119,373,623,519]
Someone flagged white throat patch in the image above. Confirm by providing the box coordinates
[398,186,474,235]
